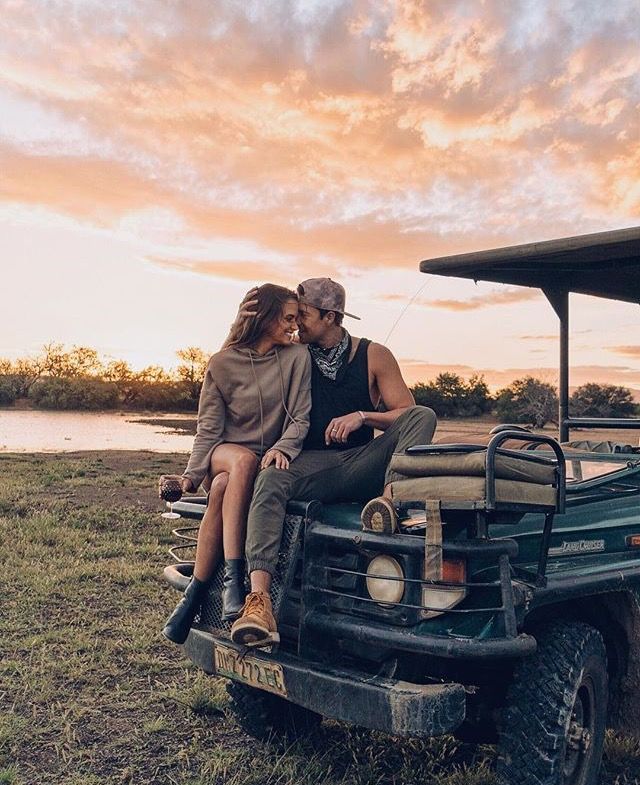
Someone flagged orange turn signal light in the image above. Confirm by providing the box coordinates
[626,535,640,548]
[442,558,466,584]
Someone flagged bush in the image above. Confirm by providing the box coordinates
[570,383,638,418]
[29,377,119,410]
[411,373,492,418]
[495,376,558,428]
[127,381,196,411]
[0,375,20,405]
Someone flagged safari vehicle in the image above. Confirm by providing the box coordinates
[163,227,640,785]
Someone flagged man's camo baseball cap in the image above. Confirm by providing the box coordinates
[297,278,360,320]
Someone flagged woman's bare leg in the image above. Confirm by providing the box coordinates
[211,444,259,559]
[193,472,229,582]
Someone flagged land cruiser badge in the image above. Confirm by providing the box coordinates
[549,539,605,556]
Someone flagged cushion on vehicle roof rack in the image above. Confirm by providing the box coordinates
[389,475,557,508]
[389,441,560,511]
[390,449,556,484]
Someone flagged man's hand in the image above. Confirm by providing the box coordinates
[261,449,290,470]
[325,412,365,445]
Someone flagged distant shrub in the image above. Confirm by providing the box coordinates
[0,375,20,405]
[495,376,558,428]
[128,381,196,411]
[570,383,638,418]
[29,377,119,410]
[411,373,492,418]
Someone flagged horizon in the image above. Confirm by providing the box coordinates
[1,2,638,385]
[3,339,640,397]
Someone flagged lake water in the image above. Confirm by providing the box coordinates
[0,410,196,452]
[2,409,637,454]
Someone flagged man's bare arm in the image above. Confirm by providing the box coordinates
[364,343,414,429]
[325,342,413,444]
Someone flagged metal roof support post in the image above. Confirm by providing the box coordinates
[543,288,569,443]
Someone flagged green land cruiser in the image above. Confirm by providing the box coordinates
[163,227,640,785]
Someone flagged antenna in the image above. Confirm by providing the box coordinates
[382,279,429,346]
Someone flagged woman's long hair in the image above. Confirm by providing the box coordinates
[226,284,298,349]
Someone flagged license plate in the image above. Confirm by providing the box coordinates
[213,643,287,697]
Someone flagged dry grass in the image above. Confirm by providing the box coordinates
[1,451,639,784]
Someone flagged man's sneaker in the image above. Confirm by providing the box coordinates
[361,497,398,534]
[230,591,279,647]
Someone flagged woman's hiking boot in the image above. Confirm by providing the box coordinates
[162,576,208,644]
[221,559,247,622]
[230,591,279,647]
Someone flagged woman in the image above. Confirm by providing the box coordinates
[161,284,311,644]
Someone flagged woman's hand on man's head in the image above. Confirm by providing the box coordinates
[260,448,290,470]
[238,286,259,319]
[222,287,260,349]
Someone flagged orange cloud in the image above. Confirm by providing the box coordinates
[380,286,540,310]
[609,345,640,359]
[149,256,340,286]
[0,1,638,285]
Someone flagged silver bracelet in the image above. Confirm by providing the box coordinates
[357,410,366,423]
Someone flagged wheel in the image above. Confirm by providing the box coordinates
[226,681,322,741]
[497,621,608,785]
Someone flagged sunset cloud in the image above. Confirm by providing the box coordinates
[380,286,541,311]
[609,345,640,359]
[0,1,638,373]
[1,2,638,259]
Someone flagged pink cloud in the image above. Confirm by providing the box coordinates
[608,345,640,359]
[0,1,638,285]
[380,286,541,311]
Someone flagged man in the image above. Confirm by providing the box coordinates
[230,278,437,646]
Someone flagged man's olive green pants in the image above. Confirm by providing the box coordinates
[245,406,437,575]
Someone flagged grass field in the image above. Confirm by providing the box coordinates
[1,450,639,785]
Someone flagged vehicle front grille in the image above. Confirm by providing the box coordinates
[278,547,360,650]
[196,511,305,638]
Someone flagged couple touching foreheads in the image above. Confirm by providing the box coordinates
[161,277,436,648]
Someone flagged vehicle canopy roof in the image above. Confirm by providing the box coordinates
[419,226,640,305]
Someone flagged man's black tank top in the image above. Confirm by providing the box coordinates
[304,337,376,451]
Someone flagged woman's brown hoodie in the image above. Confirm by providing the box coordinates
[183,343,311,490]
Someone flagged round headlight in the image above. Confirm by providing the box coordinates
[365,555,405,606]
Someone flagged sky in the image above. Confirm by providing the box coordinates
[1,0,639,391]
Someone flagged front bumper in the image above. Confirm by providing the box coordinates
[184,628,466,738]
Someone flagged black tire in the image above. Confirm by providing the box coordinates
[226,681,322,742]
[497,621,608,785]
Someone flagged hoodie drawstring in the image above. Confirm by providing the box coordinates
[276,349,301,441]
[248,350,265,459]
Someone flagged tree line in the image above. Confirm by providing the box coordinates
[412,373,638,426]
[0,344,637,422]
[0,343,208,411]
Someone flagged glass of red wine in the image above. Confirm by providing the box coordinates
[159,475,183,520]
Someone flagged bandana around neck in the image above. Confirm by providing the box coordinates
[309,330,350,380]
